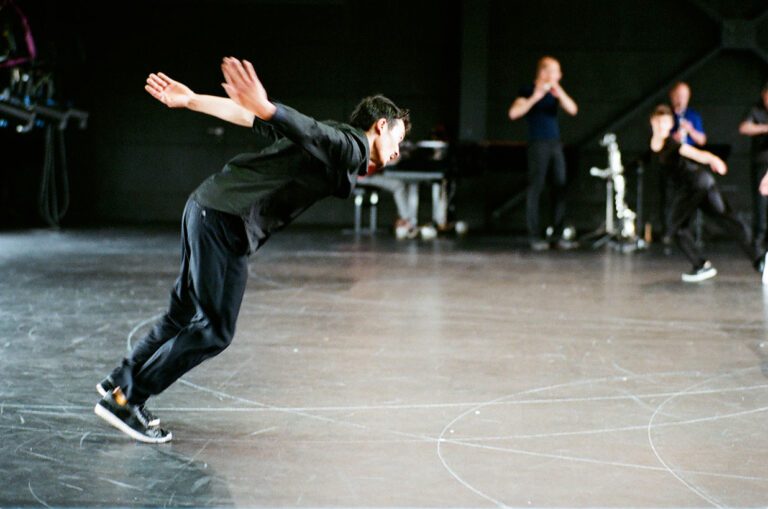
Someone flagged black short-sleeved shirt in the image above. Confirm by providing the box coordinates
[518,84,560,142]
[192,103,370,253]
[743,104,768,163]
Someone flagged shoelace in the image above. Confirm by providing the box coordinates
[136,405,159,427]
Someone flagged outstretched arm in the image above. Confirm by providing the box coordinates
[739,120,768,136]
[680,143,726,175]
[145,72,254,127]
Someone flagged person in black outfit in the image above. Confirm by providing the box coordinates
[738,82,768,248]
[509,56,578,251]
[650,104,766,283]
[94,58,410,443]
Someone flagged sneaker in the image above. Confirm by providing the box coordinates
[420,225,438,240]
[97,376,159,426]
[682,261,717,283]
[394,219,418,239]
[96,376,115,397]
[530,239,550,251]
[554,238,579,250]
[94,389,171,444]
[762,252,768,285]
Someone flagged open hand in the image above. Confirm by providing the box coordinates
[145,73,194,108]
[221,57,276,120]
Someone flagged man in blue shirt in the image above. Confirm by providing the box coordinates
[669,82,706,147]
[509,56,578,250]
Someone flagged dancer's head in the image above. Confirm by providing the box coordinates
[669,82,690,112]
[536,56,562,85]
[650,104,674,137]
[350,95,411,170]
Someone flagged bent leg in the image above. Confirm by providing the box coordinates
[110,200,198,388]
[126,201,250,405]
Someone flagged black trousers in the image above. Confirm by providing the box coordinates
[526,140,567,240]
[111,199,250,405]
[750,161,768,245]
[668,169,760,269]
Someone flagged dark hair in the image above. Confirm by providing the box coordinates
[350,94,411,134]
[651,103,673,119]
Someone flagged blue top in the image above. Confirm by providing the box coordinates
[519,84,560,142]
[671,108,705,146]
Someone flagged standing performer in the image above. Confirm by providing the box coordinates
[94,57,409,443]
[669,82,706,147]
[650,104,766,282]
[738,82,768,248]
[509,56,578,251]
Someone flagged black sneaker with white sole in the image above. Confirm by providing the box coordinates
[96,376,159,426]
[96,375,115,397]
[94,391,171,444]
[682,261,717,283]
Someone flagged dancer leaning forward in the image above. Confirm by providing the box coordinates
[94,58,409,442]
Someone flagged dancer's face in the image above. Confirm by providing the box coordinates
[370,118,405,169]
[651,114,673,137]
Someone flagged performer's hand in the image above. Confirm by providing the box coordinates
[145,73,194,108]
[549,81,562,98]
[710,156,727,175]
[221,57,276,120]
[531,81,550,101]
[672,130,684,142]
[760,171,768,197]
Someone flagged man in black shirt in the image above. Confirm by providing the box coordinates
[650,104,766,283]
[738,82,768,247]
[94,58,409,443]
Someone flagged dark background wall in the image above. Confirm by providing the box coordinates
[2,0,768,234]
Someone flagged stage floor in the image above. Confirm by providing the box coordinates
[1,228,767,507]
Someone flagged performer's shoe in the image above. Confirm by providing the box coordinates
[97,375,159,426]
[530,239,550,251]
[94,388,171,444]
[681,261,717,283]
[554,238,579,250]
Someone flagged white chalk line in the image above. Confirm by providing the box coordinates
[435,366,767,508]
[646,368,756,508]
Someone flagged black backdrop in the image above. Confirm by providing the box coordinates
[2,0,767,234]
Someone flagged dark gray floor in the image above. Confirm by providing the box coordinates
[1,228,768,507]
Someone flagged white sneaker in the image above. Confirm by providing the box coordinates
[682,261,717,283]
[420,225,438,240]
[762,252,768,285]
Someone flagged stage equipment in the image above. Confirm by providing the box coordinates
[586,133,642,251]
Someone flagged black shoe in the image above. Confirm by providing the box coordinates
[94,390,171,444]
[97,376,159,426]
[96,376,115,397]
[682,261,717,283]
